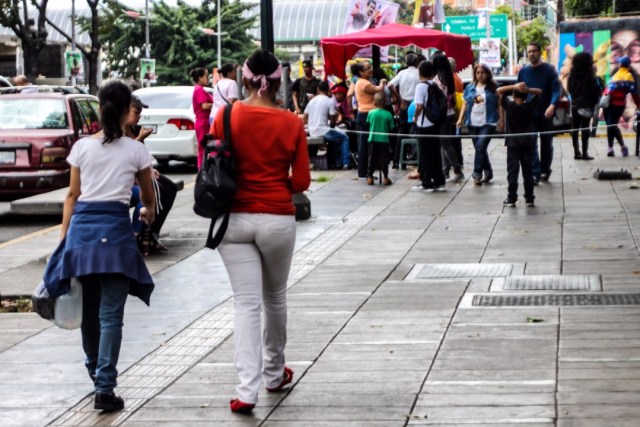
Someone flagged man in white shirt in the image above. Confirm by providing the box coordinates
[411,60,445,192]
[389,53,420,168]
[304,81,351,169]
[212,63,239,119]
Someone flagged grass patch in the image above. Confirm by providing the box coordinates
[0,296,33,313]
[313,175,332,183]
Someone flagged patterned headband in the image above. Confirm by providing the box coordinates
[242,60,283,97]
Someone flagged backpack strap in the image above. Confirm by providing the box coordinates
[205,103,234,250]
[216,83,230,105]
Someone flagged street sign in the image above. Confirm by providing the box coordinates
[444,14,508,40]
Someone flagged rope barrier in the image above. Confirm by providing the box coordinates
[334,119,640,140]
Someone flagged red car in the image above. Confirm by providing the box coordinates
[0,87,100,197]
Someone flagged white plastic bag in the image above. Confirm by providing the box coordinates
[54,278,83,330]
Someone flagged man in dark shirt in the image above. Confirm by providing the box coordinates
[498,82,543,207]
[517,42,562,184]
[291,59,320,115]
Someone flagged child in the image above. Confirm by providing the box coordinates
[366,92,395,185]
[497,82,542,207]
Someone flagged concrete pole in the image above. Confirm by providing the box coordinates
[217,0,222,69]
[71,0,76,86]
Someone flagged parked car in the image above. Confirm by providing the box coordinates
[0,76,12,88]
[133,86,215,166]
[0,87,100,197]
[460,76,572,135]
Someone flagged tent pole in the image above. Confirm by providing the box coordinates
[372,45,380,70]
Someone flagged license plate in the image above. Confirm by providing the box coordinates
[0,151,15,165]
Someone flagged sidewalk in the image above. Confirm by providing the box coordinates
[2,136,640,426]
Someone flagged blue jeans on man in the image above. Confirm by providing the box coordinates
[81,274,130,393]
[532,116,553,180]
[323,129,351,168]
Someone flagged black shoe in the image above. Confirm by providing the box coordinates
[540,172,551,182]
[503,198,516,207]
[533,177,540,186]
[525,199,535,207]
[95,392,124,412]
[574,153,582,160]
[582,154,594,160]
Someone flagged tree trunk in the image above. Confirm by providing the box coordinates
[21,44,39,82]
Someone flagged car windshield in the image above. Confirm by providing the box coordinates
[136,92,192,109]
[0,98,69,129]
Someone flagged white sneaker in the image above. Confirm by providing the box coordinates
[433,186,446,192]
[411,184,433,192]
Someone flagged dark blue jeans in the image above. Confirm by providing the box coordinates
[324,129,351,168]
[605,105,626,147]
[507,143,535,202]
[531,116,554,179]
[81,274,130,394]
[469,125,494,179]
[356,111,370,178]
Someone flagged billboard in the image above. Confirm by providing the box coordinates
[343,0,400,60]
[559,17,640,125]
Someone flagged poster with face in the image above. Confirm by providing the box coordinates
[559,18,640,125]
[140,58,156,83]
[479,38,501,70]
[343,0,400,60]
[65,51,83,78]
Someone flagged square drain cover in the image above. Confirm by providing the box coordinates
[472,293,640,307]
[409,263,518,279]
[503,275,601,291]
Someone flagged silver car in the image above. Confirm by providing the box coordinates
[133,86,214,166]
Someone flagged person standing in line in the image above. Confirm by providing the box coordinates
[517,41,562,184]
[60,80,156,412]
[449,57,465,166]
[603,56,640,157]
[354,61,387,180]
[411,60,446,193]
[388,53,420,169]
[304,81,351,169]
[498,82,542,207]
[212,63,239,120]
[366,92,394,185]
[457,64,500,186]
[567,52,601,160]
[209,49,311,414]
[291,59,320,115]
[276,62,294,111]
[432,52,464,182]
[190,67,213,169]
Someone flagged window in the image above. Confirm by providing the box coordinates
[76,99,100,134]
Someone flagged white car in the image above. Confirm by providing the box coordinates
[133,86,214,166]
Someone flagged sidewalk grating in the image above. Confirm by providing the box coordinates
[503,274,601,291]
[472,293,640,307]
[407,263,519,279]
[49,176,414,426]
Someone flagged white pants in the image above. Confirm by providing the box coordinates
[218,213,296,403]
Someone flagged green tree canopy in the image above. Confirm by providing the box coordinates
[565,0,639,17]
[100,0,256,85]
[516,16,549,54]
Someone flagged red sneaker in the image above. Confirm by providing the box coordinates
[229,398,255,413]
[266,366,294,392]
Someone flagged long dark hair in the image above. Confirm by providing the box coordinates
[432,52,455,96]
[570,52,594,79]
[473,63,497,92]
[97,80,131,144]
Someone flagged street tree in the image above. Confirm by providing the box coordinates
[0,0,50,82]
[100,0,256,86]
[516,16,549,55]
[565,0,639,17]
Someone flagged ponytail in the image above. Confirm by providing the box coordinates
[97,80,131,144]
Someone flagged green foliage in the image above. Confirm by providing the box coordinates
[444,4,472,17]
[516,16,549,54]
[565,0,639,17]
[100,0,257,85]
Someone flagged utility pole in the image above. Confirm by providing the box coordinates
[260,0,274,53]
[71,0,76,86]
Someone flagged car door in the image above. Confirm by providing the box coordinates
[76,99,101,135]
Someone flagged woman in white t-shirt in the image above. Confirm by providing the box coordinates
[212,63,239,119]
[457,64,500,186]
[59,80,156,412]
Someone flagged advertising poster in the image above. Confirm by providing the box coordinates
[479,38,501,69]
[343,0,400,60]
[140,58,156,83]
[65,51,83,77]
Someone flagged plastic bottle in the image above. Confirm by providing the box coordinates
[54,277,83,330]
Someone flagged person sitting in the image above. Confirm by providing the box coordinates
[304,81,351,169]
[125,95,178,255]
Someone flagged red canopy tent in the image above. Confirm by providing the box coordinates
[320,23,474,79]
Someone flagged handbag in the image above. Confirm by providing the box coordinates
[599,93,610,109]
[577,107,593,119]
[193,103,236,249]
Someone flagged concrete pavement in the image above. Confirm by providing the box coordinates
[2,135,640,426]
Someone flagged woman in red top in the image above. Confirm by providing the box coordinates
[209,49,310,414]
[190,67,213,169]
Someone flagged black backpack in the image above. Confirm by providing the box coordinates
[423,82,447,124]
[193,103,236,249]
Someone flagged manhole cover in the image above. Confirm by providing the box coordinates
[503,275,601,291]
[411,263,517,279]
[472,293,640,307]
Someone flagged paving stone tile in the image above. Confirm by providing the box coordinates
[416,392,555,407]
[427,369,556,382]
[267,406,410,422]
[557,391,640,405]
[263,422,394,427]
[559,404,640,418]
[559,379,640,392]
[422,381,556,394]
[558,419,640,427]
[411,404,555,420]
